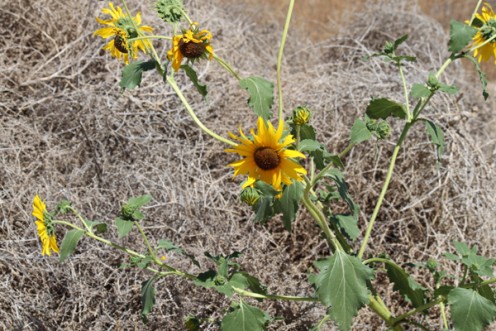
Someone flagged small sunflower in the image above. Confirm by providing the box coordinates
[167,23,214,71]
[32,195,59,256]
[94,2,153,64]
[225,117,307,191]
[472,3,496,63]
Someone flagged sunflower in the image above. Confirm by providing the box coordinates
[32,195,59,256]
[167,23,214,71]
[472,3,496,63]
[225,117,307,191]
[94,2,153,64]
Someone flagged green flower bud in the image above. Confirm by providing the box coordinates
[214,275,227,286]
[240,187,260,206]
[383,41,395,55]
[293,106,311,126]
[156,0,184,23]
[376,121,391,140]
[121,204,135,219]
[426,258,438,271]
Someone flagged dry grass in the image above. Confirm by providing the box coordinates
[1,0,495,330]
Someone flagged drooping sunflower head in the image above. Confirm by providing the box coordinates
[94,2,153,64]
[472,3,496,63]
[225,117,307,192]
[32,195,59,256]
[167,22,214,71]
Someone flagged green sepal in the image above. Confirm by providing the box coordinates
[59,229,85,262]
[448,20,477,53]
[55,200,72,214]
[313,251,374,331]
[350,118,372,145]
[274,181,304,231]
[141,277,157,323]
[120,60,157,91]
[239,76,274,121]
[385,262,426,307]
[221,300,271,331]
[156,239,200,267]
[464,54,489,100]
[448,287,496,331]
[366,98,407,120]
[180,64,208,98]
[422,119,445,161]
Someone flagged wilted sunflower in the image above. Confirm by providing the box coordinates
[94,2,153,64]
[472,3,496,63]
[167,23,214,71]
[225,117,307,191]
[32,195,59,256]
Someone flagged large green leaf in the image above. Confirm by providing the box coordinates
[120,60,157,90]
[181,64,208,98]
[221,300,270,331]
[448,20,477,53]
[350,118,372,145]
[314,251,374,330]
[59,229,84,262]
[332,214,360,241]
[115,217,134,238]
[448,288,496,331]
[385,262,426,308]
[239,76,274,121]
[366,98,407,120]
[141,277,157,323]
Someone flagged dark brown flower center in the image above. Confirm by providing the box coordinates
[254,147,280,170]
[114,33,128,53]
[179,40,206,58]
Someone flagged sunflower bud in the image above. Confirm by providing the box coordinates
[121,204,135,219]
[156,0,184,23]
[293,106,311,126]
[376,121,391,140]
[240,187,260,206]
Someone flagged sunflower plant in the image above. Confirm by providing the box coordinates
[32,0,496,330]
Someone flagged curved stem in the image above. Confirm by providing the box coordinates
[213,54,241,80]
[339,143,354,159]
[166,75,236,146]
[179,8,193,25]
[232,287,319,302]
[134,221,157,261]
[391,297,444,325]
[358,122,412,259]
[68,207,92,232]
[469,0,484,26]
[398,64,412,121]
[363,257,406,274]
[276,0,295,121]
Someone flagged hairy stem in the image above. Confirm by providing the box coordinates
[233,287,319,302]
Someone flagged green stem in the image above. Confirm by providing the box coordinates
[363,257,406,275]
[69,207,92,232]
[398,64,412,121]
[134,221,157,261]
[440,301,448,329]
[339,143,354,159]
[232,287,319,302]
[435,57,453,79]
[127,35,172,42]
[391,297,444,325]
[467,33,496,54]
[213,54,241,80]
[368,295,403,330]
[314,315,331,329]
[179,8,193,25]
[302,177,342,251]
[358,122,412,259]
[166,75,236,146]
[469,0,483,26]
[276,0,295,121]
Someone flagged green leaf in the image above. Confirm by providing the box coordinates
[141,277,157,323]
[332,214,360,241]
[424,120,445,160]
[448,20,477,53]
[454,241,476,256]
[127,195,152,209]
[448,288,496,331]
[59,229,84,262]
[221,300,270,331]
[275,181,304,231]
[299,139,321,152]
[314,251,374,331]
[115,217,134,238]
[439,83,459,95]
[239,76,274,121]
[464,54,489,100]
[180,64,208,98]
[411,83,432,99]
[56,200,72,214]
[350,119,373,145]
[366,98,407,120]
[299,124,316,140]
[184,315,201,331]
[385,263,426,307]
[120,60,157,91]
[393,34,409,49]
